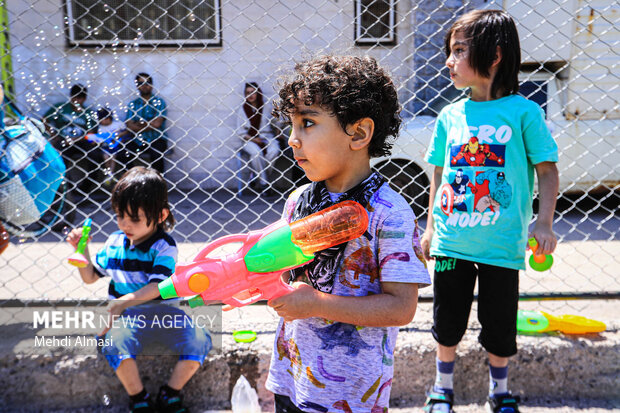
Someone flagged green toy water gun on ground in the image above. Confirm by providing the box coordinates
[517,310,606,335]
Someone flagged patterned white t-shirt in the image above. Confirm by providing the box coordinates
[266,183,430,412]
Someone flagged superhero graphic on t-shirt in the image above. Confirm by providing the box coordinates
[474,170,512,213]
[451,137,505,167]
[449,169,476,212]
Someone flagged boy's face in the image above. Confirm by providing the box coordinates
[99,117,112,126]
[136,77,153,97]
[446,32,480,90]
[116,207,159,245]
[288,102,360,191]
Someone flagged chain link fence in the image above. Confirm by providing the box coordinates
[1,0,618,315]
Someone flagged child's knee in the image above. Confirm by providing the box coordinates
[104,328,142,355]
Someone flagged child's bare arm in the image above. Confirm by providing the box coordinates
[66,228,98,284]
[531,161,559,255]
[99,283,161,336]
[421,166,443,260]
[268,281,419,327]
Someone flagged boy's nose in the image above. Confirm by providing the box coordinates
[288,128,300,148]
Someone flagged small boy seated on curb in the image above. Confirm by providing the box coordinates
[67,166,211,413]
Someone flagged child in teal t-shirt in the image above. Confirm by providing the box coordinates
[421,10,559,413]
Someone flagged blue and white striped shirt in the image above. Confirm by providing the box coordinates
[93,228,177,299]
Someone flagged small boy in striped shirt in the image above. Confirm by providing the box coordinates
[66,166,211,413]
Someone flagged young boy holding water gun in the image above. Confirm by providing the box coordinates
[66,166,211,413]
[265,55,431,412]
[420,10,559,413]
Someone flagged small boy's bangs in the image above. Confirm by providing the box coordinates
[446,10,521,98]
[111,167,175,231]
[111,183,156,227]
[275,82,324,120]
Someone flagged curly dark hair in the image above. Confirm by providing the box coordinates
[272,55,401,158]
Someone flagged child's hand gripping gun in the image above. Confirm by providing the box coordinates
[158,201,368,309]
[67,218,92,268]
[528,237,553,272]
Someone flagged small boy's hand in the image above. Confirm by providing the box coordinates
[420,229,434,261]
[66,227,89,249]
[529,224,557,256]
[99,299,127,336]
[268,282,318,322]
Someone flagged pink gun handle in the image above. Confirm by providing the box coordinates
[193,233,249,261]
[193,220,287,262]
[220,271,296,309]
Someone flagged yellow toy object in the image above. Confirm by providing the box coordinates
[517,310,606,335]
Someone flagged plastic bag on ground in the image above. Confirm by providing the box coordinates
[231,375,261,413]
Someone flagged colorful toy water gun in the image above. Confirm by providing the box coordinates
[528,237,553,272]
[67,218,92,268]
[517,310,606,335]
[158,201,368,309]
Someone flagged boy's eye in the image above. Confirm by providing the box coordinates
[302,119,315,128]
[453,47,467,57]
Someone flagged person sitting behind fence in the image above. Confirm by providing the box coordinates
[43,83,102,215]
[96,107,131,187]
[66,167,211,413]
[236,81,279,194]
[123,73,168,175]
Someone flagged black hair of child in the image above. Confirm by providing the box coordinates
[135,72,153,85]
[97,107,112,121]
[272,54,402,158]
[111,167,175,231]
[70,84,87,100]
[445,9,521,99]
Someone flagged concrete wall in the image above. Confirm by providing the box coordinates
[1,310,618,411]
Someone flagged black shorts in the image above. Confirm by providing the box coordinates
[431,256,519,357]
[274,394,305,413]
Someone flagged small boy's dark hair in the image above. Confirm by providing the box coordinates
[111,167,175,231]
[70,84,87,100]
[272,55,401,158]
[97,107,112,121]
[445,9,520,99]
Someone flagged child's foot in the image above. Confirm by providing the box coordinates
[485,392,521,413]
[423,386,455,413]
[156,385,189,413]
[128,393,155,413]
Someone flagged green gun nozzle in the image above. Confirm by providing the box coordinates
[188,295,205,308]
[158,278,179,299]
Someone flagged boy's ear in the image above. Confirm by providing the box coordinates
[492,45,503,67]
[349,118,374,151]
[158,208,169,225]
